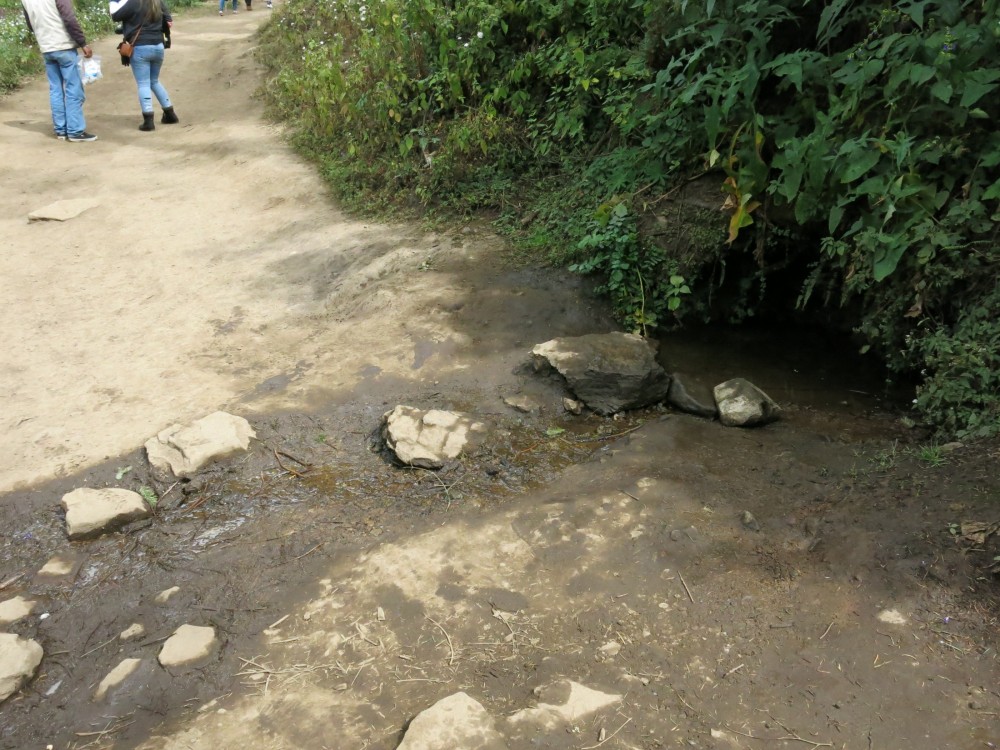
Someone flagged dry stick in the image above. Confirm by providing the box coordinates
[725,726,833,748]
[81,635,118,658]
[677,570,695,603]
[618,489,640,502]
[0,573,23,591]
[819,621,835,640]
[274,449,306,478]
[581,717,633,749]
[426,616,455,665]
[276,449,313,468]
[293,543,323,560]
[572,423,647,443]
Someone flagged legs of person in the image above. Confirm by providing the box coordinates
[219,0,224,14]
[131,47,154,116]
[42,52,67,137]
[43,49,86,137]
[146,47,172,110]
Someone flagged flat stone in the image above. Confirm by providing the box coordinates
[0,596,36,625]
[713,378,780,427]
[120,623,146,641]
[503,394,540,414]
[532,333,671,415]
[667,373,717,419]
[508,680,621,728]
[145,411,256,478]
[158,624,218,668]
[383,406,487,469]
[27,198,99,222]
[93,658,142,702]
[0,633,43,703]
[155,586,180,604]
[562,398,584,415]
[398,692,509,750]
[36,553,78,578]
[61,487,150,540]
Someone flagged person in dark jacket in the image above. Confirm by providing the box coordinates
[110,0,178,131]
[21,0,97,141]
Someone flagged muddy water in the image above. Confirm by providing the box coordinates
[0,324,920,750]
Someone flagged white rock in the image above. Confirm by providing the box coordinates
[155,586,180,604]
[877,609,908,626]
[507,680,621,728]
[36,554,75,577]
[383,406,486,469]
[713,378,780,428]
[503,394,540,414]
[0,633,43,703]
[0,596,36,626]
[119,623,146,641]
[28,198,99,222]
[599,641,621,657]
[398,692,508,750]
[145,411,256,478]
[61,487,150,539]
[158,624,218,668]
[93,658,142,701]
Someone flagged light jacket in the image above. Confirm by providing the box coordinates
[21,0,86,54]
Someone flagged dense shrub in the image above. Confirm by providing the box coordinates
[256,0,997,439]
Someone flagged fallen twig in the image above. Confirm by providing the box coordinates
[0,573,23,591]
[426,616,455,665]
[677,570,695,603]
[274,449,308,478]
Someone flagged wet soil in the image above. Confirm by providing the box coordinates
[2,5,999,750]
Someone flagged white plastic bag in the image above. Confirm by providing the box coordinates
[79,55,103,86]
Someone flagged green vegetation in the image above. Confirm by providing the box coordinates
[258,0,998,440]
[0,0,199,91]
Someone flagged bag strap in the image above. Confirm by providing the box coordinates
[126,25,143,45]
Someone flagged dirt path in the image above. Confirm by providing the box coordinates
[2,7,999,750]
[1,7,518,493]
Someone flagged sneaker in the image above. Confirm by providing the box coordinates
[219,9,224,14]
[232,8,237,12]
[67,131,98,142]
[55,133,67,140]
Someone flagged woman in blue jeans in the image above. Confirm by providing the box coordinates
[110,0,178,131]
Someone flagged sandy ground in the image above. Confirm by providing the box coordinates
[1,6,999,750]
[0,5,506,493]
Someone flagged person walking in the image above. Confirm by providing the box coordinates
[110,0,178,131]
[218,0,236,15]
[20,0,97,141]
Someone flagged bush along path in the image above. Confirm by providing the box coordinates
[257,0,1000,441]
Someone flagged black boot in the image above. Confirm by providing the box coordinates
[161,107,179,124]
[139,112,155,131]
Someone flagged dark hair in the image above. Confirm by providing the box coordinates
[138,0,163,24]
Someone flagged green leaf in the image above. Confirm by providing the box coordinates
[545,427,566,437]
[139,486,158,509]
[907,64,936,86]
[930,80,953,103]
[840,150,881,183]
[984,179,1000,201]
[115,465,133,480]
[873,244,906,282]
[960,78,999,108]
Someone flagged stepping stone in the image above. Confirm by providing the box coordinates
[36,553,81,579]
[158,624,217,668]
[155,586,180,604]
[508,680,621,729]
[93,658,143,702]
[0,596,36,626]
[61,487,150,540]
[119,623,145,641]
[398,692,508,750]
[714,378,780,427]
[0,633,43,703]
[27,198,99,222]
[383,406,487,469]
[145,411,255,478]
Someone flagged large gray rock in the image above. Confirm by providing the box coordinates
[713,378,780,427]
[145,411,256,478]
[667,373,718,419]
[158,624,218,668]
[398,692,508,750]
[0,633,43,703]
[383,406,487,469]
[532,333,671,415]
[61,487,151,540]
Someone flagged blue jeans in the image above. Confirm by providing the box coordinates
[131,44,172,114]
[219,0,237,9]
[43,49,86,137]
